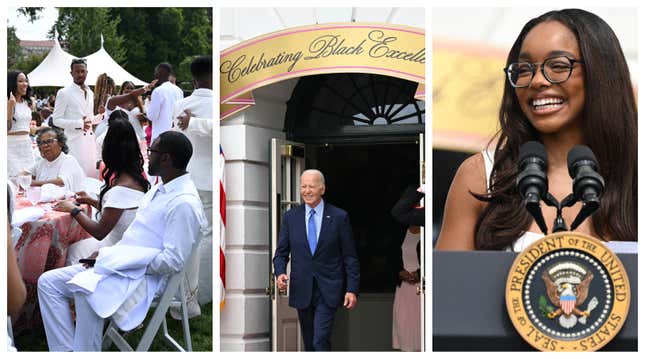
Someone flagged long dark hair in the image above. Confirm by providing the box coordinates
[7,70,34,109]
[98,110,150,210]
[474,9,637,249]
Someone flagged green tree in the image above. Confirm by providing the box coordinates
[108,7,153,82]
[48,7,211,84]
[52,8,126,62]
[109,7,212,84]
[179,8,212,60]
[17,7,44,22]
[7,26,21,69]
[13,53,47,74]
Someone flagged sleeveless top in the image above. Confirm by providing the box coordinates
[10,101,32,132]
[482,149,543,252]
[99,185,145,248]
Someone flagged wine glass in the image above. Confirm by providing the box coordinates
[17,175,32,195]
[26,186,41,206]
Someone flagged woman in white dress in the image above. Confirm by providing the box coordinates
[7,71,36,178]
[54,118,150,264]
[435,9,637,250]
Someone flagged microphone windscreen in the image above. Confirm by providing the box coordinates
[567,145,597,177]
[519,141,547,165]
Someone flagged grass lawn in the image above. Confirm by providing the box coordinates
[14,302,213,352]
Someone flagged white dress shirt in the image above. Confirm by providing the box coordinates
[147,81,184,142]
[52,83,98,177]
[66,173,207,330]
[172,88,213,191]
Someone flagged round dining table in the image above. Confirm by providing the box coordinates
[12,193,92,332]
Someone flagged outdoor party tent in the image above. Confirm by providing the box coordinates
[28,35,147,87]
[26,37,76,87]
[85,37,147,87]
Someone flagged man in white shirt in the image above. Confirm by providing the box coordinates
[52,58,98,178]
[172,55,213,318]
[147,63,184,143]
[37,131,206,351]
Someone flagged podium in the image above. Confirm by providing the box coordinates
[432,251,637,351]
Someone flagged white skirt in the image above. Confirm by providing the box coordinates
[7,135,35,178]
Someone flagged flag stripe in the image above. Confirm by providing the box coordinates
[220,145,226,307]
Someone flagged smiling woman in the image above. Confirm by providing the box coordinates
[435,9,637,251]
[7,71,36,178]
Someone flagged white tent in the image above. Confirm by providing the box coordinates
[26,37,76,87]
[85,36,147,86]
[28,35,147,87]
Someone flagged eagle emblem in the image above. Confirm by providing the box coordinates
[541,262,598,329]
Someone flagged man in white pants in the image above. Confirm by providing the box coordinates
[52,58,98,178]
[172,55,213,317]
[38,131,206,351]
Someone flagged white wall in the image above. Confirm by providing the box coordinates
[220,80,296,351]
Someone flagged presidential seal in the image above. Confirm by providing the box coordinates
[505,232,630,351]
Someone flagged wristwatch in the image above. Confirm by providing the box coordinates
[70,207,82,218]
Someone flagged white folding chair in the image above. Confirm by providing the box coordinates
[101,240,199,352]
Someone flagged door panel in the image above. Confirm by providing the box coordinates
[270,138,306,351]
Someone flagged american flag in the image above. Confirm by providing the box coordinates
[560,294,576,315]
[219,145,226,309]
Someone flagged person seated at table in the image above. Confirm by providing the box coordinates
[23,127,85,193]
[55,117,150,265]
[37,131,207,351]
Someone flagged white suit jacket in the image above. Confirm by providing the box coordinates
[52,83,97,176]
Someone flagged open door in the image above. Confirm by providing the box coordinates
[269,138,306,351]
[418,133,426,351]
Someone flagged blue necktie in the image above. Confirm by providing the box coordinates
[307,209,317,255]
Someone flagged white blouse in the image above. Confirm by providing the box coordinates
[28,152,85,193]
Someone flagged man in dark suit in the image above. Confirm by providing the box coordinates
[273,169,360,351]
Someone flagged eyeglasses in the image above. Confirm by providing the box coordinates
[36,138,58,147]
[147,148,163,156]
[504,56,585,88]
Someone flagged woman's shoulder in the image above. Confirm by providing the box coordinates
[103,184,145,209]
[453,152,488,195]
[113,174,146,192]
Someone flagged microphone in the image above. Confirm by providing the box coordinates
[567,146,605,230]
[517,141,549,234]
